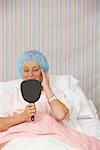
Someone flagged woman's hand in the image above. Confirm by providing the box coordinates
[21,103,36,122]
[40,69,55,100]
[0,104,36,131]
[41,69,50,92]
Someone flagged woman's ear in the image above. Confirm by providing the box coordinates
[40,76,43,83]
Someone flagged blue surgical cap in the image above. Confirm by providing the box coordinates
[17,50,49,78]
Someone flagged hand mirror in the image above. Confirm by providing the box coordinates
[20,79,42,121]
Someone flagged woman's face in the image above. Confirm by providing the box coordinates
[22,60,42,81]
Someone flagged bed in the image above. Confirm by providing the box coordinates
[0,75,100,150]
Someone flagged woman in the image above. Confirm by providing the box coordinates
[0,50,70,149]
[0,50,70,131]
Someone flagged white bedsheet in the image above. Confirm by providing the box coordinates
[2,136,76,150]
[77,118,100,140]
[63,116,100,140]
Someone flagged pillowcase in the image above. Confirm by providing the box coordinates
[87,99,97,118]
[0,79,23,91]
[0,75,77,91]
[77,103,94,119]
[0,79,23,99]
[0,89,4,99]
[50,75,78,91]
[73,85,95,119]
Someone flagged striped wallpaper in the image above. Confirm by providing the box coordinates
[0,0,100,116]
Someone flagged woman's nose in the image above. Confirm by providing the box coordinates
[29,71,33,77]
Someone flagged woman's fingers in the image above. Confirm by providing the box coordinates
[40,68,45,78]
[41,69,50,85]
[26,104,36,112]
[22,103,37,121]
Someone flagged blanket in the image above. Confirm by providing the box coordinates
[0,112,100,150]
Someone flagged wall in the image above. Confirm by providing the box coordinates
[0,0,100,116]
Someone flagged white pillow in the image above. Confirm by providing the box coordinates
[0,75,77,91]
[0,75,78,96]
[77,103,94,119]
[0,89,4,99]
[88,99,97,117]
[50,75,78,91]
[73,85,94,119]
[0,79,23,100]
[0,79,23,91]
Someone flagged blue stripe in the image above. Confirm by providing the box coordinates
[3,0,8,81]
[31,0,35,49]
[85,0,91,96]
[76,0,79,79]
[22,0,27,50]
[40,0,43,52]
[13,0,18,79]
[40,0,43,51]
[66,0,69,75]
[76,0,83,81]
[49,0,54,74]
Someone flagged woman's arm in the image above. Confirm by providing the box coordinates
[0,103,36,131]
[0,114,25,131]
[45,87,69,121]
[41,69,69,121]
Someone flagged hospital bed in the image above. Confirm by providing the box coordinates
[0,75,100,150]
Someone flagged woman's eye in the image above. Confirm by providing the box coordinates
[34,68,39,71]
[24,70,29,72]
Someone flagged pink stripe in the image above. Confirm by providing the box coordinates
[83,0,85,90]
[34,0,40,49]
[66,1,67,75]
[26,0,31,49]
[8,0,13,80]
[91,0,94,98]
[18,1,22,54]
[0,0,3,80]
[44,1,49,65]
[53,0,58,74]
[74,0,76,77]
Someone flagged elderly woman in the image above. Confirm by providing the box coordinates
[0,50,70,132]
